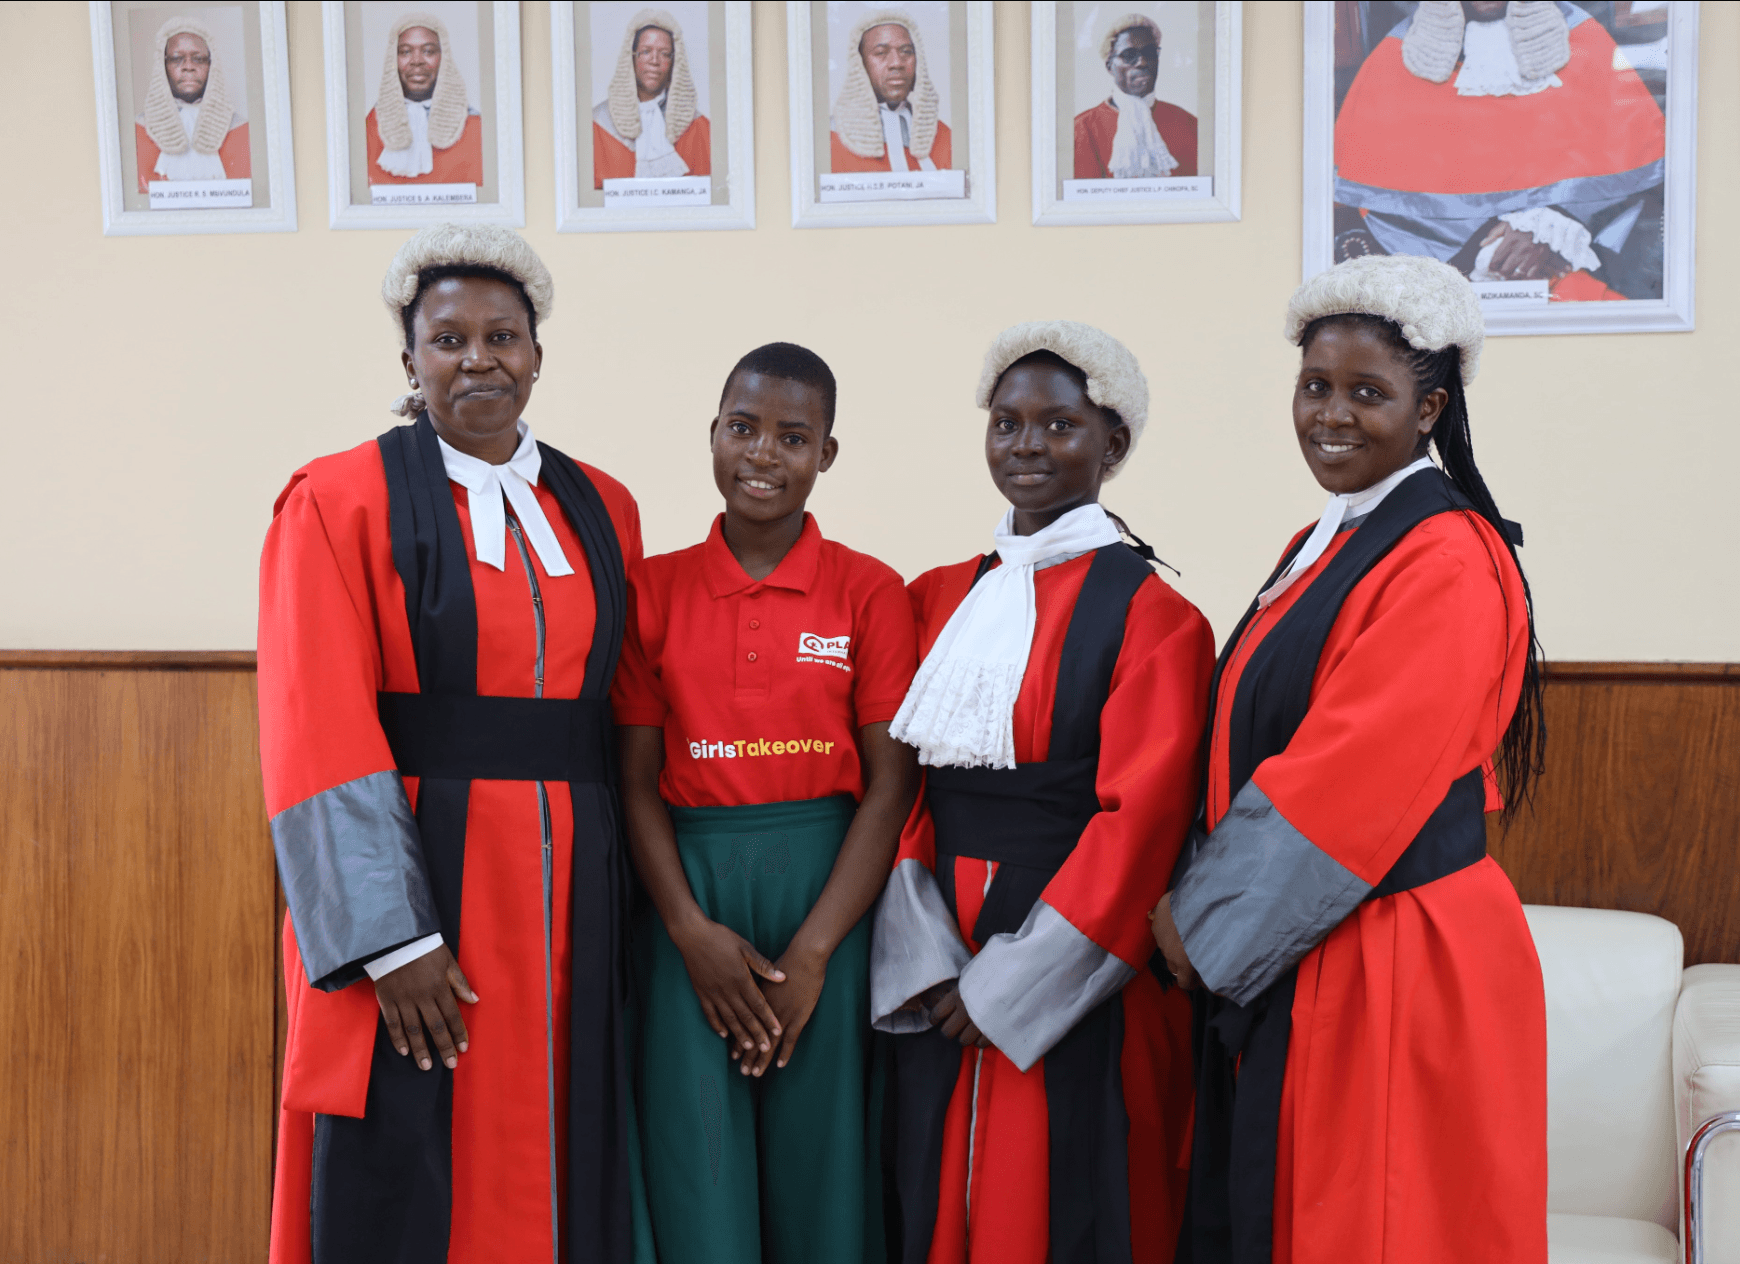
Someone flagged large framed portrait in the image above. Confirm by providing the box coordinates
[786,1,996,229]
[88,0,297,235]
[552,2,755,232]
[1030,1,1241,226]
[1304,0,1696,335]
[322,0,525,229]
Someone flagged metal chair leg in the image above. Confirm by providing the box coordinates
[1686,1111,1740,1264]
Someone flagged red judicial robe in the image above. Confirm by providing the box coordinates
[830,120,953,173]
[1334,5,1662,300]
[1072,99,1198,179]
[873,548,1214,1264]
[1170,483,1547,1264]
[366,109,485,185]
[592,113,711,187]
[134,117,251,192]
[260,428,642,1263]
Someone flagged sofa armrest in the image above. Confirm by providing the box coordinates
[1675,964,1740,1264]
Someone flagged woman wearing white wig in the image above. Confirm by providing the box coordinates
[875,322,1214,1262]
[259,224,650,1264]
[1152,255,1548,1264]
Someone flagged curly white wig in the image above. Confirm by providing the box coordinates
[382,224,554,415]
[144,16,233,157]
[606,9,698,143]
[1099,13,1162,62]
[1401,1,1570,84]
[1283,254,1486,383]
[375,13,470,151]
[976,321,1148,479]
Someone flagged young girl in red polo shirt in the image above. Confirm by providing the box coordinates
[613,343,919,1264]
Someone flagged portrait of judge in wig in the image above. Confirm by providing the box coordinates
[1073,12,1198,180]
[592,6,712,187]
[828,6,953,173]
[364,9,484,186]
[1332,0,1667,301]
[132,10,252,193]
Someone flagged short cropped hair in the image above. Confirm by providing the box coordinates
[718,342,838,431]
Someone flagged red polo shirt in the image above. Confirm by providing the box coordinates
[613,513,918,808]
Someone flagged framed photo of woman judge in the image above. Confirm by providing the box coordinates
[322,0,525,229]
[1030,1,1241,227]
[89,0,297,235]
[787,1,996,229]
[552,1,755,232]
[1303,1,1697,335]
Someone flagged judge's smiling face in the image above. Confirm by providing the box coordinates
[710,373,838,529]
[402,275,542,464]
[1107,27,1159,98]
[987,354,1130,537]
[1294,319,1445,495]
[397,25,442,102]
[164,32,212,103]
[860,23,916,108]
[633,26,675,101]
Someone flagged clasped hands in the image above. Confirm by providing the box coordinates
[672,916,830,1078]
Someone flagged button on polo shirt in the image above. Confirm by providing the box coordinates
[613,513,919,808]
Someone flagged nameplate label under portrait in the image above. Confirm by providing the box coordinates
[369,183,480,206]
[601,177,713,208]
[819,169,966,202]
[147,179,254,210]
[1471,279,1551,306]
[1062,177,1213,202]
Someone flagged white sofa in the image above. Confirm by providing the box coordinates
[1528,905,1740,1264]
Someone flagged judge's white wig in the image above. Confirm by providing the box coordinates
[976,321,1149,479]
[1401,0,1570,84]
[375,12,470,151]
[382,225,554,414]
[1099,13,1162,62]
[832,11,940,161]
[606,9,698,143]
[1284,255,1486,383]
[144,16,233,157]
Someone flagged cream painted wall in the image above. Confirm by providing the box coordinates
[2,2,1735,657]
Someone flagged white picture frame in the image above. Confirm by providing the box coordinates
[787,1,996,229]
[1302,0,1696,336]
[1031,1,1241,227]
[552,1,755,233]
[322,0,525,230]
[89,0,297,236]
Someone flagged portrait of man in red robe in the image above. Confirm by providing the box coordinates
[828,9,953,174]
[364,11,484,187]
[133,12,252,193]
[591,7,712,187]
[1331,0,1667,301]
[1073,12,1199,181]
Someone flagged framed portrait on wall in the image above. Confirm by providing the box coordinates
[787,1,996,228]
[551,2,755,232]
[1304,0,1697,335]
[1030,1,1241,226]
[88,0,297,235]
[322,0,524,229]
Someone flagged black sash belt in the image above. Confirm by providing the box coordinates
[926,758,1100,870]
[377,692,610,783]
[1365,768,1486,900]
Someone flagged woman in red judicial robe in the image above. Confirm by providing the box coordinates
[1152,254,1549,1264]
[258,224,645,1263]
[873,321,1215,1264]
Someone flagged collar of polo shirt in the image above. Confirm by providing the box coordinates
[703,512,823,598]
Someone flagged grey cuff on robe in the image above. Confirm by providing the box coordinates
[1170,780,1371,1007]
[870,858,973,1034]
[271,769,440,993]
[957,901,1136,1073]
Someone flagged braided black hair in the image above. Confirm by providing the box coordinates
[1301,313,1547,822]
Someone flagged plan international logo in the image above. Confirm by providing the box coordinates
[796,632,851,672]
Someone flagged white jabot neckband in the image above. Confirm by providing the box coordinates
[890,504,1125,769]
[1257,456,1435,609]
[436,421,574,578]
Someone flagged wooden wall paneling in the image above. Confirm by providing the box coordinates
[0,662,275,1263]
[1490,664,1740,966]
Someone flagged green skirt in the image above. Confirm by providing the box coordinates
[633,795,884,1264]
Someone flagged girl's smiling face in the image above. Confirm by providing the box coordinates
[1293,321,1445,495]
[985,357,1129,537]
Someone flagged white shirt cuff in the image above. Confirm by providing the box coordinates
[364,932,445,981]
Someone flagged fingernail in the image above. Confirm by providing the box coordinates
[778,1060,787,1068]
[753,1067,763,1077]
[458,1041,468,1052]
[760,1042,769,1051]
[420,1058,432,1070]
[398,1046,409,1056]
[445,1056,457,1069]
[743,1040,753,1049]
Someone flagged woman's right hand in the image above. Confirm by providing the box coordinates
[373,944,479,1071]
[671,917,786,1057]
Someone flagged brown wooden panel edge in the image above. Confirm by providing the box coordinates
[1543,662,1740,684]
[0,650,258,670]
